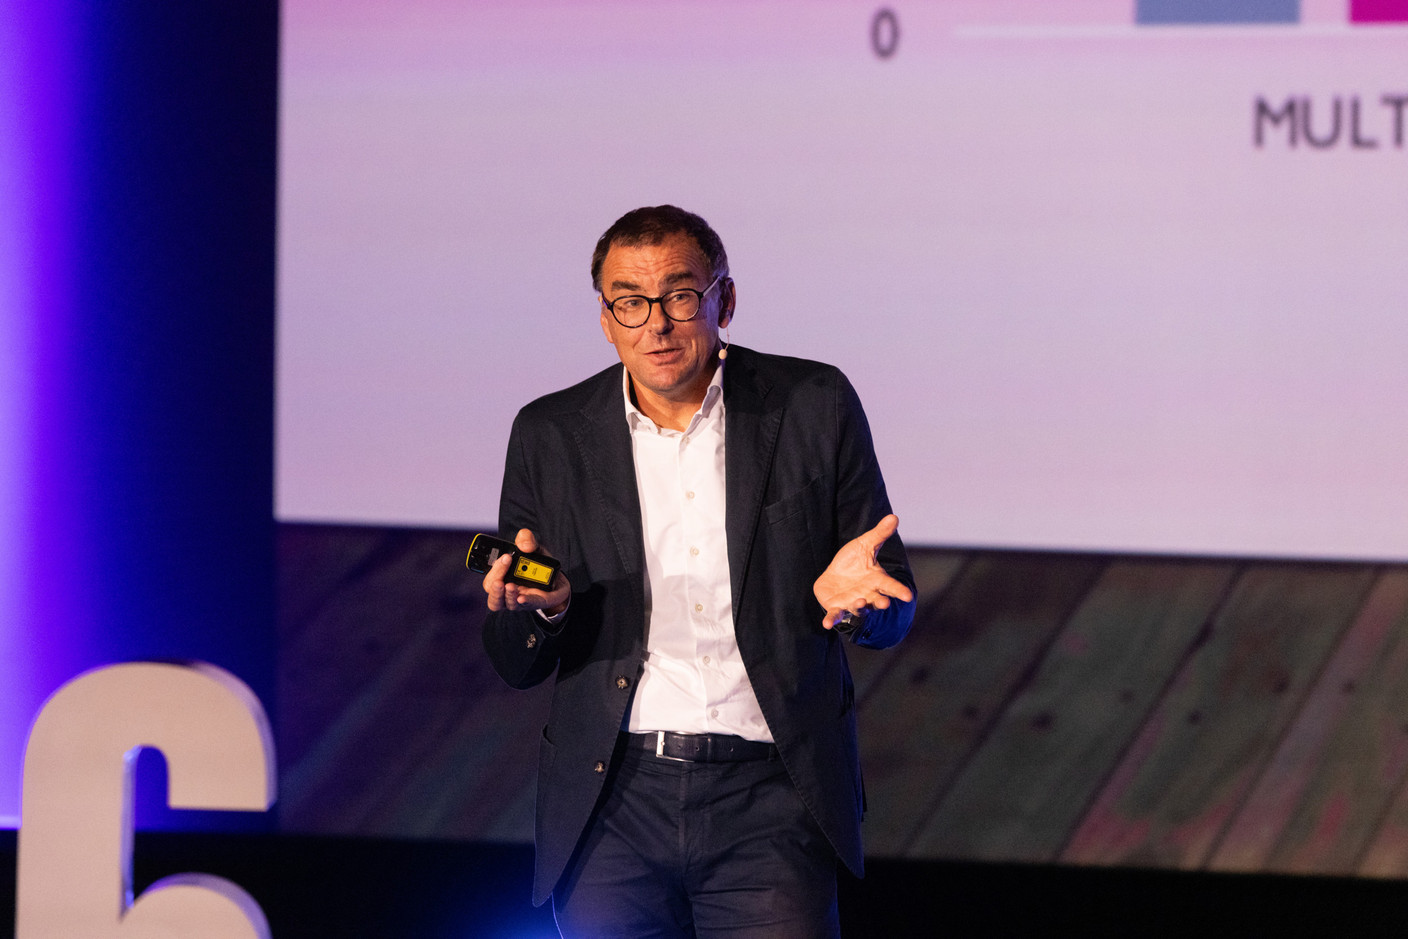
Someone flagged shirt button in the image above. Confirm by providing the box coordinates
[615,676,629,690]
[690,547,700,556]
[686,490,695,499]
[703,655,711,665]
[711,708,719,718]
[695,603,703,613]
[594,761,606,774]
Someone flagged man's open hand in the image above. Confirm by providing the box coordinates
[812,514,913,630]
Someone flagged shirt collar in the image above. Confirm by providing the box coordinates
[622,361,725,434]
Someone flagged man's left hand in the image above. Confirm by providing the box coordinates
[813,514,914,630]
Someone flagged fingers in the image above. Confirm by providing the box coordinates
[482,552,512,611]
[485,556,541,612]
[482,532,571,617]
[858,514,899,554]
[822,575,912,613]
[505,583,547,611]
[880,573,914,605]
[823,595,872,629]
[820,575,912,629]
[852,580,910,607]
[498,553,555,612]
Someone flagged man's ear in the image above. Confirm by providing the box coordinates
[600,302,616,344]
[718,278,736,329]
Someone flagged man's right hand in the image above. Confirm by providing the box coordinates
[483,528,571,617]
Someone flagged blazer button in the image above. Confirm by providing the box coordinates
[615,676,629,690]
[594,761,606,774]
[526,633,538,649]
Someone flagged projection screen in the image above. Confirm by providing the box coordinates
[278,0,1408,561]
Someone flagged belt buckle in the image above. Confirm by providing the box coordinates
[654,730,695,763]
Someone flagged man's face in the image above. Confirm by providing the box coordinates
[598,232,733,412]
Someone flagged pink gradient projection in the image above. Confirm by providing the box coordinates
[280,0,1408,562]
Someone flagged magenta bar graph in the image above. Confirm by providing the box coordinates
[1351,0,1408,21]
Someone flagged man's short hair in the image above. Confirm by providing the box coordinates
[590,205,730,293]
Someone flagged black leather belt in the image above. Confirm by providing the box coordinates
[626,731,778,763]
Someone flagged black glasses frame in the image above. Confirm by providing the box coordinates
[602,274,725,328]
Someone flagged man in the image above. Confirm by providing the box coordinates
[481,205,915,937]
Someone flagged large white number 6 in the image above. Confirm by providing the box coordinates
[16,662,276,938]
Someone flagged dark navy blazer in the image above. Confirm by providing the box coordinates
[482,345,915,906]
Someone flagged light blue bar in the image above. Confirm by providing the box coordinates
[1136,0,1300,23]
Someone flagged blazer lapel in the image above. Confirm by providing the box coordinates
[724,348,783,620]
[568,365,644,579]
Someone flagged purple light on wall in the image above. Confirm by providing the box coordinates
[1350,0,1408,21]
[2,0,277,832]
[2,0,88,825]
[0,8,25,825]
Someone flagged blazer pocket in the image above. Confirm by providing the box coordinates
[763,475,829,576]
[763,474,825,526]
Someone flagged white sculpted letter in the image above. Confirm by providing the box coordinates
[16,661,276,938]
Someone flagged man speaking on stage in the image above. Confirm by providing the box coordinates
[480,205,916,937]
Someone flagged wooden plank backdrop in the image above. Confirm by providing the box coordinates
[1210,571,1408,875]
[908,559,1238,862]
[1060,565,1376,868]
[277,523,1408,880]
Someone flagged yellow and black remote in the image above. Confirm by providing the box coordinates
[466,533,561,590]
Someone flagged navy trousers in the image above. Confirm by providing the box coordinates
[552,739,841,939]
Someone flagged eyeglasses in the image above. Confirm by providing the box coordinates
[601,275,724,328]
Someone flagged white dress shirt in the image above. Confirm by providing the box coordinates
[621,363,773,743]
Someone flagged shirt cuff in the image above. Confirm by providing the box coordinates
[536,599,569,633]
[833,609,863,636]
